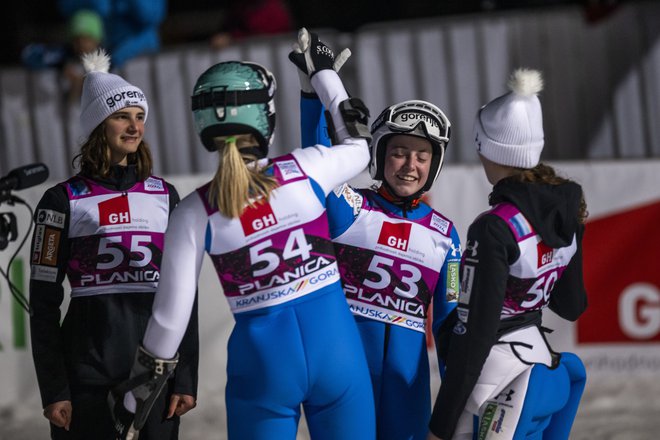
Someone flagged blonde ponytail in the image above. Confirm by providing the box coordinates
[208,134,279,218]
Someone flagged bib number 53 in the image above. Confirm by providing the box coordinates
[363,255,421,299]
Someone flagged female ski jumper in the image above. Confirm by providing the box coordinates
[429,69,588,440]
[30,50,198,440]
[301,94,461,440]
[137,66,376,439]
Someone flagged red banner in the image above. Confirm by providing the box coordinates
[579,200,660,343]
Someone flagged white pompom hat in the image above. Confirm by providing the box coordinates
[473,68,544,168]
[79,49,148,139]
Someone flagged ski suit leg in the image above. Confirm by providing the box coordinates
[448,344,530,440]
[301,293,376,440]
[356,320,431,440]
[225,291,375,440]
[513,352,586,440]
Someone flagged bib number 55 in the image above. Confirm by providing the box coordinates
[96,235,153,270]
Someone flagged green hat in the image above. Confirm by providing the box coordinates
[69,10,104,42]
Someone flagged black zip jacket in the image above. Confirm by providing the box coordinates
[29,165,199,408]
[429,177,588,439]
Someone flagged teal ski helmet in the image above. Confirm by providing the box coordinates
[191,61,276,157]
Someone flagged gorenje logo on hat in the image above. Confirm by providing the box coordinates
[105,89,146,108]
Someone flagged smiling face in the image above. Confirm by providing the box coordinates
[104,106,145,165]
[383,134,433,198]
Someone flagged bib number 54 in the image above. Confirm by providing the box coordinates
[249,228,312,277]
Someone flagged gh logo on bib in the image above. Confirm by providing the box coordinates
[241,200,278,236]
[98,196,131,226]
[377,221,411,252]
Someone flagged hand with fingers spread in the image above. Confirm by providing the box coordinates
[288,27,351,95]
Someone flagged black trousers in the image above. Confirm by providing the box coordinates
[50,382,180,440]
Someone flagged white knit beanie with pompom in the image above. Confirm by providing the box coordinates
[473,68,544,168]
[79,49,148,139]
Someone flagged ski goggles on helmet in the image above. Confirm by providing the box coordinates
[371,100,450,147]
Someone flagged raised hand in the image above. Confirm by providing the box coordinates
[289,28,351,73]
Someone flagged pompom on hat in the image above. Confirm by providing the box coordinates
[474,68,544,168]
[79,49,148,139]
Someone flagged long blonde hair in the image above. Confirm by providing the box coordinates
[513,163,589,224]
[208,134,279,218]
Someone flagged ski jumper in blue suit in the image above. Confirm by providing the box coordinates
[301,95,461,440]
[139,69,376,440]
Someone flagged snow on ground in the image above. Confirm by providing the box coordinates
[2,362,659,439]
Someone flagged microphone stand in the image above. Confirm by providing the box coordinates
[0,189,33,314]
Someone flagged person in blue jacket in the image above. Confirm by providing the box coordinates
[57,0,165,69]
[290,29,462,440]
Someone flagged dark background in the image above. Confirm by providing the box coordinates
[0,0,621,67]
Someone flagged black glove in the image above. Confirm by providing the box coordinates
[288,27,349,78]
[108,387,137,440]
[108,345,179,439]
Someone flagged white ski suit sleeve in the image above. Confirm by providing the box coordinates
[142,193,208,359]
[291,69,369,195]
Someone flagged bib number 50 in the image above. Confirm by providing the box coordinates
[522,270,559,308]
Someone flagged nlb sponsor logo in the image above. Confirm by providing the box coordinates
[37,209,65,228]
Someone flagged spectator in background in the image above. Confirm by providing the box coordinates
[57,0,166,69]
[21,9,104,104]
[210,0,293,50]
[62,10,104,103]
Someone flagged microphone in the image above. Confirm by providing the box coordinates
[0,163,50,191]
